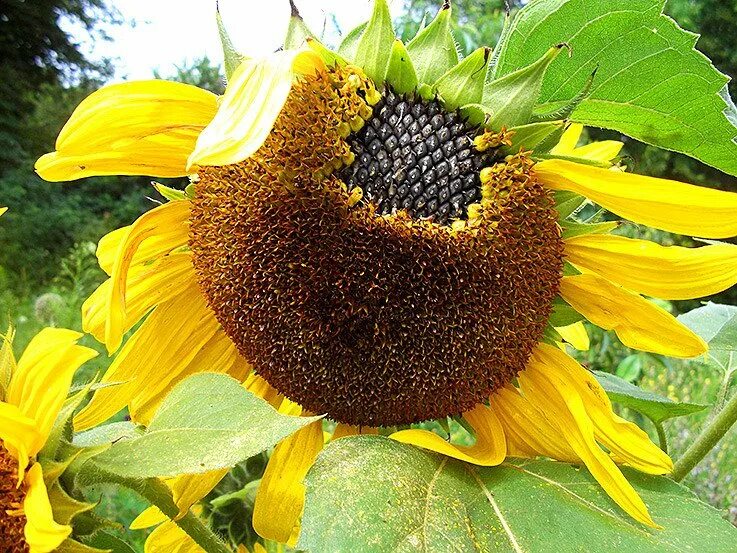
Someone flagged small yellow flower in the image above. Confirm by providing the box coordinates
[0,328,97,553]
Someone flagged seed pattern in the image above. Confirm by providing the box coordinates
[190,66,564,426]
[339,89,498,225]
[0,447,29,553]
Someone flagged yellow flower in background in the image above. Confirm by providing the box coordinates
[0,328,97,553]
[34,0,737,544]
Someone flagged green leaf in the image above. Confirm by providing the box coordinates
[153,182,187,202]
[73,421,143,448]
[300,436,737,552]
[560,219,618,239]
[40,383,93,461]
[284,0,314,50]
[354,0,394,84]
[434,47,490,109]
[81,531,138,553]
[385,39,418,95]
[216,4,246,80]
[615,354,644,383]
[502,120,566,155]
[47,480,95,524]
[678,302,737,353]
[495,0,737,177]
[337,22,367,61]
[554,189,586,220]
[87,373,320,479]
[484,44,567,130]
[594,370,707,424]
[406,3,459,86]
[548,297,584,327]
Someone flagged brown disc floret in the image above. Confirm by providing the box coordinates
[189,65,564,426]
[1,447,29,553]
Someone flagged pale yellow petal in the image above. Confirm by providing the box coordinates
[518,360,659,528]
[252,419,324,543]
[74,284,219,430]
[8,328,97,454]
[533,344,672,475]
[104,200,192,353]
[23,463,72,553]
[243,373,283,409]
[189,50,324,168]
[130,506,168,530]
[554,321,590,351]
[0,402,39,481]
[570,141,623,163]
[390,403,506,466]
[35,80,217,181]
[331,424,379,440]
[566,233,737,300]
[144,520,205,553]
[168,470,228,519]
[560,273,707,358]
[551,123,583,154]
[536,159,737,238]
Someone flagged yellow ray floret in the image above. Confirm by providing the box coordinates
[560,273,707,358]
[35,81,218,181]
[551,123,623,163]
[555,321,590,350]
[253,401,324,544]
[188,50,325,168]
[565,233,737,300]
[536,159,737,238]
[390,404,507,466]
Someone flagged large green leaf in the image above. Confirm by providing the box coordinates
[300,436,737,552]
[88,373,320,479]
[495,0,737,176]
[679,302,737,353]
[594,370,707,424]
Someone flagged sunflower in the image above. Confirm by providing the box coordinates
[0,327,97,552]
[35,0,737,543]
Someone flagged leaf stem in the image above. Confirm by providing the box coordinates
[654,421,668,454]
[672,389,737,482]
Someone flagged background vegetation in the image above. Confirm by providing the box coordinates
[0,0,735,547]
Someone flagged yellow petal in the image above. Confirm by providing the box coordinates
[252,419,324,543]
[130,506,168,530]
[104,200,192,353]
[560,273,707,358]
[0,402,39,481]
[7,328,97,454]
[570,141,623,163]
[331,424,379,440]
[536,159,737,238]
[551,123,583,153]
[35,80,217,181]
[243,373,283,409]
[0,207,6,216]
[0,324,17,397]
[490,386,579,463]
[390,404,506,466]
[23,463,72,553]
[74,285,219,430]
[168,470,228,519]
[533,344,672,475]
[518,359,659,528]
[566,233,737,300]
[188,50,325,168]
[83,251,194,344]
[554,321,590,350]
[144,520,205,553]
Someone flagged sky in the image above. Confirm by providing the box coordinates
[84,0,405,82]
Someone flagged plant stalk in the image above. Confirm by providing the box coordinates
[139,478,232,553]
[672,389,737,482]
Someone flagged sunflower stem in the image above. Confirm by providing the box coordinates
[672,389,737,482]
[654,421,668,454]
[139,478,233,553]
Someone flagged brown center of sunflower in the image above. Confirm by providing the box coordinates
[0,446,29,553]
[189,66,564,426]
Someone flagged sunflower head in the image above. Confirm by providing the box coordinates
[188,14,565,426]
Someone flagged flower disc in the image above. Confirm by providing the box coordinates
[190,68,564,426]
[0,447,28,553]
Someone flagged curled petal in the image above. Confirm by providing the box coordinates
[23,464,72,553]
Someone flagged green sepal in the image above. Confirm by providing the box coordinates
[386,39,418,94]
[483,44,567,130]
[417,83,435,101]
[153,181,187,202]
[434,47,490,110]
[47,480,96,525]
[487,3,513,81]
[337,22,367,61]
[284,0,314,49]
[407,2,459,86]
[39,382,94,462]
[501,120,566,155]
[307,38,347,67]
[55,538,108,553]
[554,190,586,220]
[548,297,584,327]
[216,3,246,80]
[561,219,619,239]
[459,103,492,127]
[562,261,581,276]
[0,324,15,401]
[354,0,395,84]
[81,531,138,553]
